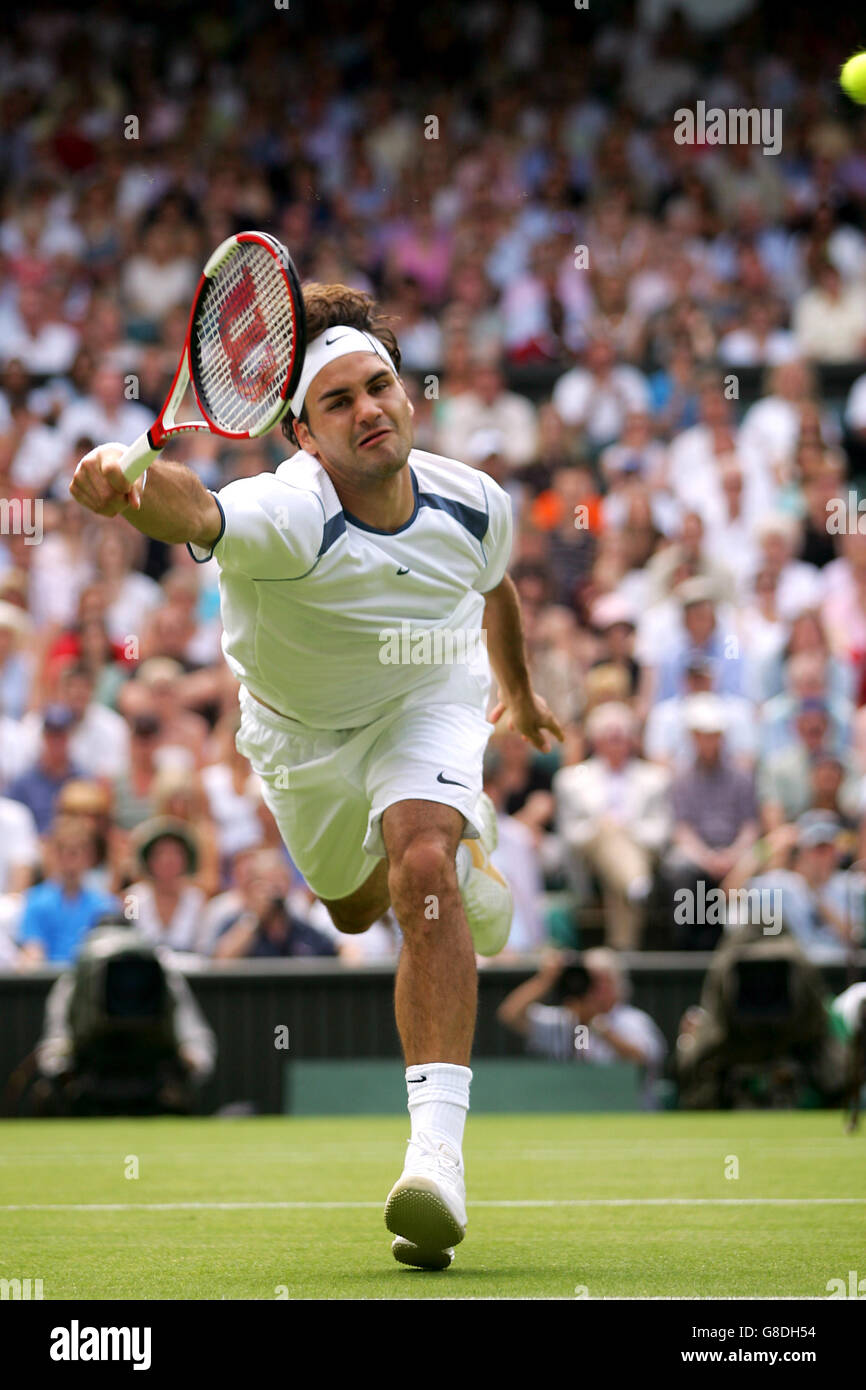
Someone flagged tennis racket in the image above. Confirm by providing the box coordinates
[120,230,306,483]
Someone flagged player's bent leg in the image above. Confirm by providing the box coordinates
[317,858,391,935]
[381,801,475,1263]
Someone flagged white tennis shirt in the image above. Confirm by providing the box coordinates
[188,447,513,729]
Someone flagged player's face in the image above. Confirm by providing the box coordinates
[295,352,414,480]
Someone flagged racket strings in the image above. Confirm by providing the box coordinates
[194,242,296,433]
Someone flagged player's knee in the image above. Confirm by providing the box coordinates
[321,900,381,935]
[388,835,456,911]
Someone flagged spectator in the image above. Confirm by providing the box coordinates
[29,661,131,780]
[665,373,742,511]
[650,578,744,703]
[718,296,797,366]
[797,454,846,571]
[725,812,862,961]
[0,793,40,893]
[0,598,33,719]
[534,465,601,608]
[662,694,759,950]
[738,360,835,491]
[213,848,337,959]
[6,704,82,833]
[554,702,672,950]
[152,766,221,899]
[792,260,866,364]
[54,778,117,896]
[125,817,207,955]
[111,714,162,830]
[552,335,649,453]
[120,221,199,328]
[94,528,162,647]
[588,594,641,704]
[201,711,266,874]
[57,363,153,454]
[645,658,757,774]
[753,515,823,622]
[119,657,210,766]
[497,948,667,1107]
[0,283,79,375]
[758,651,851,762]
[437,359,538,468]
[501,235,590,363]
[16,816,118,967]
[758,698,860,831]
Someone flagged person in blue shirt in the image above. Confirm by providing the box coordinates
[728,811,863,960]
[17,815,118,967]
[6,704,83,834]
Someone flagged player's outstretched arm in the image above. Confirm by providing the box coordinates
[483,573,565,752]
[69,443,223,550]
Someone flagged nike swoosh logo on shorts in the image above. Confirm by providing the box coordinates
[437,772,469,788]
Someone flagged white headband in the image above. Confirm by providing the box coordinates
[290,326,395,416]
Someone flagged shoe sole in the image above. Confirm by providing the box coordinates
[391,1237,454,1271]
[384,1177,465,1250]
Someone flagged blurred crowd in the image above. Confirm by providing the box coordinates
[3,1,866,969]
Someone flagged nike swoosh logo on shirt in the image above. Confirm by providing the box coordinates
[407,1075,427,1083]
[396,566,410,574]
[437,772,469,788]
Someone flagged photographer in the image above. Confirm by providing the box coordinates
[674,921,850,1109]
[36,921,216,1116]
[498,948,667,1107]
[212,849,337,959]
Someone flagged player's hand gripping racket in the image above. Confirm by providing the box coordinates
[120,230,306,483]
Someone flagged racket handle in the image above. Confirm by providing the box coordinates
[120,432,161,484]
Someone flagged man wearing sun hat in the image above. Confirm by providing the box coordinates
[662,692,760,949]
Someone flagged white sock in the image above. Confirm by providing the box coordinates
[406,1062,472,1159]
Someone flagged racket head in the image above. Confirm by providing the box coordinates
[187,231,306,440]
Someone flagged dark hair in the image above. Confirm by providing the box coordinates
[282,283,401,445]
[61,661,93,683]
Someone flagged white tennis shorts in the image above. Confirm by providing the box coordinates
[235,685,491,901]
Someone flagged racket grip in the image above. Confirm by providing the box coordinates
[120,432,161,484]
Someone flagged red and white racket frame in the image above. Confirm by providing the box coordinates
[120,230,306,483]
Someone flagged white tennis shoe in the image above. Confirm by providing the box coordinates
[385,1132,467,1263]
[456,792,512,957]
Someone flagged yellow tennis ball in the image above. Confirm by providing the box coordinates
[841,53,866,104]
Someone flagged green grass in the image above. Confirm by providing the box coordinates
[0,1113,863,1299]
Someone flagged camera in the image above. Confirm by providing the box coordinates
[554,959,593,1004]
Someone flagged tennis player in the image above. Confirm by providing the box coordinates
[70,284,563,1270]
